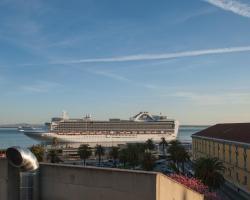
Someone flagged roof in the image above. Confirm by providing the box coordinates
[192,123,250,144]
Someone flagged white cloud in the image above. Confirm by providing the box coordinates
[52,46,250,64]
[21,81,61,93]
[88,69,158,90]
[203,0,250,18]
[171,91,250,105]
[92,70,131,82]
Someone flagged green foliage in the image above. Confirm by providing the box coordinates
[159,137,168,155]
[118,148,128,167]
[109,146,119,166]
[52,137,58,146]
[145,139,155,151]
[167,162,180,174]
[47,149,61,163]
[118,143,148,169]
[78,144,92,165]
[118,143,156,170]
[194,157,225,191]
[95,145,105,165]
[141,151,155,171]
[126,143,147,168]
[167,140,190,173]
[29,145,45,162]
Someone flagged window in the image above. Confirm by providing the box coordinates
[213,142,215,155]
[223,144,225,161]
[243,148,247,170]
[235,146,238,167]
[236,172,239,182]
[229,145,232,163]
[244,176,247,185]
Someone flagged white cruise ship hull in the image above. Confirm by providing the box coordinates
[23,112,179,145]
[24,123,179,145]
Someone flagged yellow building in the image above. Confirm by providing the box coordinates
[192,123,250,198]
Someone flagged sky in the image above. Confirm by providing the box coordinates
[0,0,250,125]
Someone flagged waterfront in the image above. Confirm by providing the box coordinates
[0,125,208,149]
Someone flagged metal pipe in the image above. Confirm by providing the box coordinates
[6,146,39,172]
[6,146,39,200]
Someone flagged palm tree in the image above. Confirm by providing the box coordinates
[78,144,92,166]
[126,144,141,168]
[118,148,128,168]
[176,146,190,173]
[194,157,225,191]
[167,140,182,164]
[52,137,58,146]
[30,145,45,162]
[141,151,155,171]
[109,146,119,167]
[159,137,168,155]
[95,145,105,166]
[167,140,189,173]
[145,139,155,151]
[47,149,60,163]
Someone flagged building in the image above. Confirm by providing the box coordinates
[192,123,250,198]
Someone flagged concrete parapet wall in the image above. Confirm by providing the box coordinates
[39,163,204,200]
[0,159,8,200]
[39,163,157,200]
[157,174,204,200]
[0,159,204,200]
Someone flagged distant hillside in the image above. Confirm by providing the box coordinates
[0,123,43,128]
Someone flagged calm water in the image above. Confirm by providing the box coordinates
[0,126,208,149]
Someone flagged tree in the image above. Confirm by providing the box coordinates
[30,145,45,162]
[176,146,190,173]
[159,137,168,155]
[109,146,119,167]
[141,151,155,171]
[118,148,128,168]
[52,137,58,146]
[47,149,61,163]
[95,145,105,166]
[145,139,155,151]
[78,144,92,166]
[126,144,141,168]
[194,157,225,191]
[168,162,180,174]
[167,140,189,174]
[168,140,182,164]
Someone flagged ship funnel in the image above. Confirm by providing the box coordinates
[6,146,39,200]
[6,146,39,172]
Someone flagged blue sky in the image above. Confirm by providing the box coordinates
[1,0,250,125]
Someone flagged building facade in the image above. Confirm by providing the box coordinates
[192,123,250,195]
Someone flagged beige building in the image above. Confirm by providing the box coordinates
[192,123,250,197]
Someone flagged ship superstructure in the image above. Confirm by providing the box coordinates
[24,112,179,145]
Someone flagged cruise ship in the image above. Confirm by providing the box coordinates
[24,112,179,145]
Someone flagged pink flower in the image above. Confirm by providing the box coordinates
[168,174,221,200]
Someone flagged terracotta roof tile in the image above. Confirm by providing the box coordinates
[192,123,250,144]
